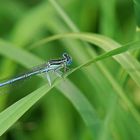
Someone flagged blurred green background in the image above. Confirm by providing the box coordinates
[0,0,140,140]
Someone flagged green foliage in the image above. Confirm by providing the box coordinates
[0,0,140,140]
[134,0,140,28]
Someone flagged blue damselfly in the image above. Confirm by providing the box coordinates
[0,53,72,87]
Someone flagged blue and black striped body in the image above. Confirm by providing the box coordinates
[0,53,72,87]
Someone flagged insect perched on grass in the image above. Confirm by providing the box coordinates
[0,53,72,87]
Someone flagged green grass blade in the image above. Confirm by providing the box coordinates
[133,0,140,28]
[31,33,140,87]
[31,32,140,123]
[0,77,101,137]
[0,84,49,136]
[57,80,101,138]
[98,0,117,36]
[48,0,79,32]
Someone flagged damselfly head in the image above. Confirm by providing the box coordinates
[62,53,72,65]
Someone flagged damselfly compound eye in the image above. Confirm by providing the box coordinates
[62,53,72,65]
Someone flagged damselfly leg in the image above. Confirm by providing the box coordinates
[45,72,51,86]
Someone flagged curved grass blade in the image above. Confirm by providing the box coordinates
[0,76,101,137]
[31,33,140,123]
[31,33,140,87]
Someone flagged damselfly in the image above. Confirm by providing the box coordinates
[0,53,72,87]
